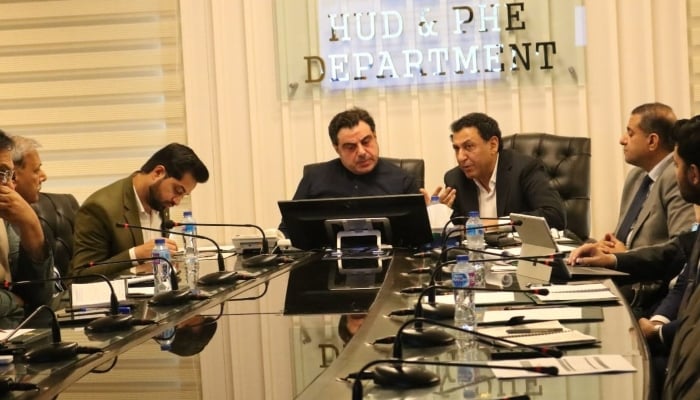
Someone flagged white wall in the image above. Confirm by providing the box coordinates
[179,1,691,398]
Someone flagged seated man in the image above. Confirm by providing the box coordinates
[71,143,209,278]
[0,130,53,317]
[440,112,566,229]
[584,103,693,254]
[280,107,429,234]
[569,117,700,394]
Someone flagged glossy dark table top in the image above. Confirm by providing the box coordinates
[293,251,651,400]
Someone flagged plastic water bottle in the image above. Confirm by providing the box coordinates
[182,211,199,290]
[427,195,452,248]
[465,210,486,278]
[452,254,476,346]
[465,211,485,250]
[155,327,176,351]
[152,238,172,294]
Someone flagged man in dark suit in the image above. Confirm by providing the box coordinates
[71,143,209,278]
[662,116,700,399]
[442,112,566,229]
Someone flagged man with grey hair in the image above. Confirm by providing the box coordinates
[11,136,47,205]
[0,130,53,317]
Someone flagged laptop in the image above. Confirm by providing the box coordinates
[510,213,628,282]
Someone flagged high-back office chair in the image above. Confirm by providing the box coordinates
[32,192,80,278]
[501,133,591,241]
[303,157,425,189]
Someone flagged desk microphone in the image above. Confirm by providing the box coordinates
[375,317,562,357]
[0,378,37,395]
[346,357,557,398]
[75,257,205,308]
[116,223,254,286]
[164,220,279,268]
[390,284,549,323]
[16,305,101,363]
[6,274,154,334]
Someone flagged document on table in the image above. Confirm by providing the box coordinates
[489,354,636,378]
[435,292,516,305]
[481,306,606,324]
[477,320,597,348]
[71,279,128,307]
[530,283,618,302]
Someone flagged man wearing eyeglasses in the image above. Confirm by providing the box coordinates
[71,143,209,278]
[0,130,53,317]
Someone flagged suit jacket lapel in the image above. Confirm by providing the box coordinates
[495,152,512,217]
[679,232,700,313]
[121,176,143,245]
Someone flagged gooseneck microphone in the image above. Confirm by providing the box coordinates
[398,283,549,321]
[164,220,280,268]
[14,305,101,363]
[74,257,205,308]
[163,220,269,254]
[382,317,562,358]
[115,223,254,286]
[0,378,37,395]
[6,274,154,334]
[347,357,557,398]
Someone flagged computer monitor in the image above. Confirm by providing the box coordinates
[278,194,432,251]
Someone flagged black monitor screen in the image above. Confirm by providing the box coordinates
[278,194,432,251]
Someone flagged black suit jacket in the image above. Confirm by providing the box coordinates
[443,149,566,229]
[663,249,700,398]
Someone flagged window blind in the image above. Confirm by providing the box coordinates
[0,0,185,202]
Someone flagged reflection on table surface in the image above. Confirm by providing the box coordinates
[0,252,309,400]
[286,250,649,400]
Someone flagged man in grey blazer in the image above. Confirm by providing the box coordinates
[597,103,694,253]
[442,112,566,229]
[71,143,209,278]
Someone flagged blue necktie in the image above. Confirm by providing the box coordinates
[616,175,653,241]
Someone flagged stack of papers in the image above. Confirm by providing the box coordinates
[477,320,597,348]
[488,354,636,378]
[530,283,618,303]
[435,292,516,306]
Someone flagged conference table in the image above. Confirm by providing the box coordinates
[0,247,652,399]
[0,252,311,400]
[288,250,652,400]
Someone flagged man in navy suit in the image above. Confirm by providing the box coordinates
[441,112,566,229]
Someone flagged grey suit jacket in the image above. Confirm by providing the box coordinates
[71,175,168,277]
[615,161,695,249]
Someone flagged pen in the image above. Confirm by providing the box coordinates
[505,328,564,334]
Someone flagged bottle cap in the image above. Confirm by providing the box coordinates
[468,210,479,217]
[456,254,469,262]
[430,195,439,203]
[155,238,165,245]
[183,210,192,217]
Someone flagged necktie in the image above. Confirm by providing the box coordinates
[616,174,653,241]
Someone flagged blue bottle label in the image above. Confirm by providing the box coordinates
[452,272,469,288]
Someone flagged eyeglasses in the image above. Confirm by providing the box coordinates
[0,169,13,185]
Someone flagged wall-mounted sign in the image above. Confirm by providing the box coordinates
[306,0,562,89]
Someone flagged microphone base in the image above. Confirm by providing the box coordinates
[197,271,246,286]
[24,341,78,363]
[401,327,455,348]
[373,364,440,389]
[149,289,194,306]
[421,303,455,320]
[85,314,134,333]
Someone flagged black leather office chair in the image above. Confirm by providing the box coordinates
[501,133,591,241]
[32,192,80,278]
[303,157,425,189]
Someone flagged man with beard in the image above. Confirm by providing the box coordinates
[71,143,209,277]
